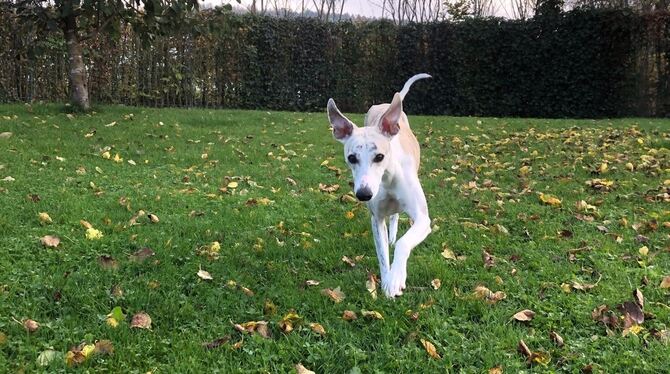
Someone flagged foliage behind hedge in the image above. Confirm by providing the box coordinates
[1,8,669,117]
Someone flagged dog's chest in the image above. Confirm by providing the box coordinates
[374,190,402,216]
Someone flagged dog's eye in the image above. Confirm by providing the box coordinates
[347,154,358,164]
[373,154,384,163]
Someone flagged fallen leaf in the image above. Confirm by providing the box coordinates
[0,132,12,139]
[318,183,340,193]
[309,322,326,336]
[130,247,155,262]
[295,363,315,374]
[147,213,159,223]
[36,349,58,367]
[660,276,670,289]
[227,181,239,189]
[197,268,213,280]
[473,285,506,304]
[203,336,231,349]
[512,309,536,322]
[361,310,383,320]
[40,235,60,248]
[441,246,457,260]
[366,273,378,299]
[98,255,118,270]
[279,312,301,333]
[130,312,152,329]
[431,279,442,290]
[549,331,564,347]
[539,193,561,207]
[304,280,320,287]
[342,310,358,321]
[38,212,52,224]
[86,227,103,240]
[634,288,644,308]
[342,255,357,267]
[420,338,441,359]
[106,306,125,328]
[639,246,649,256]
[94,340,114,355]
[23,319,39,333]
[488,366,503,374]
[321,287,345,303]
[482,250,495,268]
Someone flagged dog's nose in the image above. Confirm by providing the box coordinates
[355,188,373,201]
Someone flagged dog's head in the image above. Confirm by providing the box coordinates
[327,93,403,202]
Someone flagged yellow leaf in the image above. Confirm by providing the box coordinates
[112,153,123,163]
[81,344,96,358]
[420,338,442,359]
[539,193,561,207]
[473,286,506,304]
[106,317,119,328]
[639,246,649,256]
[309,322,326,336]
[101,151,111,159]
[85,228,103,240]
[345,211,355,219]
[361,310,384,320]
[38,212,52,224]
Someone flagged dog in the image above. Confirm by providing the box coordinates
[327,74,432,298]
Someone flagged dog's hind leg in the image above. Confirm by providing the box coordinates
[388,213,399,245]
[371,215,391,279]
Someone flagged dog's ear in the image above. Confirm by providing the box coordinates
[379,93,402,138]
[327,99,355,143]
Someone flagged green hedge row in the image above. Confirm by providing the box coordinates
[1,9,669,117]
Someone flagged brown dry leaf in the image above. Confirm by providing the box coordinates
[23,319,39,333]
[431,279,442,290]
[318,183,340,193]
[295,363,316,374]
[660,276,670,289]
[539,193,561,207]
[128,210,146,226]
[147,213,159,223]
[361,310,384,320]
[203,336,231,349]
[79,220,93,229]
[512,309,536,322]
[342,310,357,321]
[366,272,378,299]
[634,288,644,308]
[255,322,271,339]
[488,366,503,374]
[309,322,326,336]
[321,287,345,303]
[94,339,114,355]
[482,250,495,268]
[549,331,564,347]
[420,338,442,359]
[40,235,60,248]
[130,312,152,329]
[98,255,118,270]
[130,247,155,262]
[473,285,507,304]
[279,312,301,334]
[571,280,597,291]
[618,301,644,325]
[341,256,356,267]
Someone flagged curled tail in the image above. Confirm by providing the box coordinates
[399,73,431,100]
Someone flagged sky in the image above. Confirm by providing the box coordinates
[203,0,516,19]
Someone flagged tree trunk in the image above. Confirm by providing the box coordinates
[62,13,90,110]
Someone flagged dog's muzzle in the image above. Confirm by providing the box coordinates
[355,187,373,201]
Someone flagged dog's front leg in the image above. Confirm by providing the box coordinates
[371,215,391,280]
[383,197,431,298]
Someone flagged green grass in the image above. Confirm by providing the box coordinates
[0,103,669,372]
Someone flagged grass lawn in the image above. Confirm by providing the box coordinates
[0,103,669,372]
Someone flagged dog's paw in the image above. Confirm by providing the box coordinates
[382,267,406,298]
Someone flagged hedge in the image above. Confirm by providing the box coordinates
[1,8,669,117]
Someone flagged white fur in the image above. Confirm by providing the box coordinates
[327,74,432,298]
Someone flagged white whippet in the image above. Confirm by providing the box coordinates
[327,74,432,298]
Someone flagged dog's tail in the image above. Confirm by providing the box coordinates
[399,73,431,100]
